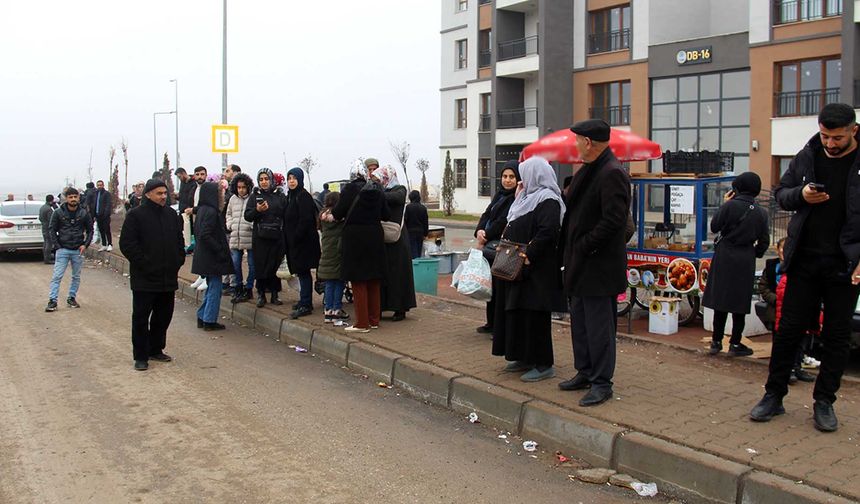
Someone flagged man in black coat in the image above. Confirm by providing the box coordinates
[119,179,186,371]
[751,103,860,432]
[93,180,113,251]
[39,194,56,264]
[558,119,631,407]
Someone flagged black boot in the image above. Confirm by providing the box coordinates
[256,291,266,308]
[270,291,283,306]
[231,286,244,304]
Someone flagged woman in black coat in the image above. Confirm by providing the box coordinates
[244,168,288,308]
[372,166,417,321]
[492,157,564,383]
[331,165,390,332]
[703,172,770,357]
[475,160,520,333]
[284,167,322,319]
[405,190,429,259]
[192,182,234,330]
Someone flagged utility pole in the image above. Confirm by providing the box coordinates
[170,79,180,170]
[221,0,228,171]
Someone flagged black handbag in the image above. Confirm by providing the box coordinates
[482,239,500,263]
[256,219,282,240]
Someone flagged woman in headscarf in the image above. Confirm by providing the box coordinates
[284,167,322,319]
[474,160,521,334]
[492,156,565,383]
[192,182,234,331]
[244,168,288,308]
[703,172,770,357]
[371,165,416,321]
[330,162,390,333]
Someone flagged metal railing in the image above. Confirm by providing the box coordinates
[587,28,630,54]
[758,189,793,247]
[497,107,538,129]
[589,105,631,126]
[773,0,843,25]
[479,114,491,132]
[479,0,492,4]
[497,35,538,61]
[479,50,492,68]
[774,88,840,117]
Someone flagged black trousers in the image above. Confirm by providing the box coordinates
[570,295,617,389]
[96,216,112,245]
[41,229,53,263]
[712,311,745,345]
[766,254,860,404]
[132,290,175,361]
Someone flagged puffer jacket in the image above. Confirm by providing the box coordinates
[49,203,93,250]
[226,193,253,250]
[317,213,343,280]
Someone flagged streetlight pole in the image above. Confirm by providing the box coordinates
[170,79,179,171]
[153,111,176,173]
[221,0,228,171]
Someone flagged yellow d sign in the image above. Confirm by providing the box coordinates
[212,125,239,153]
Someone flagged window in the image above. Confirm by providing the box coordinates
[455,39,468,69]
[455,98,467,129]
[650,70,751,173]
[773,0,842,25]
[457,0,468,12]
[775,156,793,181]
[591,81,631,125]
[776,57,841,117]
[454,159,467,188]
[479,29,492,67]
[479,93,491,132]
[588,5,630,54]
[478,159,491,196]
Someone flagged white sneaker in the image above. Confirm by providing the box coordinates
[189,276,204,288]
[98,246,106,252]
[344,325,370,334]
[105,245,113,252]
[197,279,208,291]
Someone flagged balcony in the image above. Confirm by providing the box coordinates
[479,114,492,132]
[497,36,538,61]
[496,0,538,11]
[479,50,492,68]
[497,107,537,129]
[774,88,840,117]
[587,28,630,54]
[772,0,843,25]
[589,105,631,126]
[479,0,492,4]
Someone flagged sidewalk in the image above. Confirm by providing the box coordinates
[94,245,859,504]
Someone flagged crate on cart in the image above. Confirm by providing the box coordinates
[663,150,734,175]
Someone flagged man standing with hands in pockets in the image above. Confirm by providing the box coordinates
[750,103,860,432]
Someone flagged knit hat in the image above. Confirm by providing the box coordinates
[144,178,168,194]
[364,158,380,169]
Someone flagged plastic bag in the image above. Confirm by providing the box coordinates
[451,249,492,301]
[276,257,293,280]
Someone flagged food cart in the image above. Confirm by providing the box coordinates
[621,174,735,326]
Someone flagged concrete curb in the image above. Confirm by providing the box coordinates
[99,255,853,504]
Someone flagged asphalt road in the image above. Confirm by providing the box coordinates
[0,252,656,504]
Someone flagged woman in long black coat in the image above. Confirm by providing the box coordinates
[492,157,565,383]
[331,164,390,332]
[192,182,234,330]
[244,168,288,308]
[284,167,321,319]
[703,172,770,357]
[372,166,416,321]
[475,160,520,333]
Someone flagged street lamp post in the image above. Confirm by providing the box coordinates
[153,111,176,173]
[169,79,179,171]
[222,0,228,171]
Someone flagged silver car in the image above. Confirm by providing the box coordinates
[0,201,44,252]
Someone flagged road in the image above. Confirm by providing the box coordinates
[0,252,655,504]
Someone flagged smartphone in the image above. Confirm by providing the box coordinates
[809,183,826,192]
[255,195,264,205]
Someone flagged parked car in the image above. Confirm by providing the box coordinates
[0,201,44,253]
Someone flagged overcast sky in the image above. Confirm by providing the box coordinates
[1,1,440,197]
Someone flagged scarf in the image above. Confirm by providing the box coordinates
[257,168,275,194]
[506,156,566,224]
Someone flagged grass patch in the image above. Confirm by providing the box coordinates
[427,210,479,222]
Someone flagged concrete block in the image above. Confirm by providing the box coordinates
[576,468,616,484]
[521,400,623,468]
[393,359,460,407]
[280,319,314,348]
[231,301,256,327]
[347,343,401,384]
[309,329,355,365]
[741,471,856,504]
[615,432,750,504]
[449,377,529,432]
[253,308,284,336]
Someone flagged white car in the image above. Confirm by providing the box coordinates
[0,201,44,252]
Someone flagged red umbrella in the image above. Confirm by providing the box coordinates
[519,128,663,164]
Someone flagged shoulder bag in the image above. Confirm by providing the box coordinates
[714,203,755,247]
[490,225,529,281]
[382,208,405,243]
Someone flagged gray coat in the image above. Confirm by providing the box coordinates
[226,193,253,250]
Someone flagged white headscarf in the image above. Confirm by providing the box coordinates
[506,156,566,224]
[370,165,401,189]
[349,160,368,181]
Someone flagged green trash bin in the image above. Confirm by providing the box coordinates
[412,258,440,295]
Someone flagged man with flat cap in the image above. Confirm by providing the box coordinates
[558,119,631,406]
[119,179,186,371]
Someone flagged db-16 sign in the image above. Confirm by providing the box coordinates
[676,46,712,66]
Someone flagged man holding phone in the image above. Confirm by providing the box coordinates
[750,103,860,432]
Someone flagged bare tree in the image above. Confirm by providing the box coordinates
[87,147,94,183]
[108,146,116,184]
[389,140,412,190]
[120,138,129,200]
[161,152,175,196]
[297,154,318,193]
[415,158,430,204]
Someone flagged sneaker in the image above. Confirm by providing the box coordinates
[476,325,493,334]
[520,367,556,382]
[105,245,113,252]
[749,392,785,422]
[503,361,532,373]
[196,279,208,291]
[333,309,350,320]
[813,400,838,432]
[794,368,815,382]
[45,299,58,312]
[727,343,753,357]
[324,310,334,323]
[67,297,80,309]
[98,245,107,252]
[134,360,148,371]
[370,325,379,330]
[708,341,723,355]
[189,276,204,289]
[290,305,313,319]
[344,325,370,334]
[802,356,821,369]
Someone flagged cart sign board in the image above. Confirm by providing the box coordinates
[211,125,239,153]
[669,185,695,215]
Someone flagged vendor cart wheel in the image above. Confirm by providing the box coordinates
[633,287,655,311]
[678,295,700,326]
[616,288,634,317]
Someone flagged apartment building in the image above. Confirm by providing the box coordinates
[441,0,859,214]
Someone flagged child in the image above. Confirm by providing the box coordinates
[318,192,350,323]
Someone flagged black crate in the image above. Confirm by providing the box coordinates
[663,150,734,175]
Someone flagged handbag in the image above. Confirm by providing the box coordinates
[382,207,406,243]
[256,219,282,240]
[491,238,529,281]
[714,203,755,247]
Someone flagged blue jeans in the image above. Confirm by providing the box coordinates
[323,280,345,311]
[197,275,223,323]
[49,248,83,300]
[230,249,255,290]
[297,270,313,308]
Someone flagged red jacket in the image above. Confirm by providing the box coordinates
[774,272,822,334]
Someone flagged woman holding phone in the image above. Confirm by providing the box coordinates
[244,168,288,308]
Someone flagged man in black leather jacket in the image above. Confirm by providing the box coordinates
[45,187,93,312]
